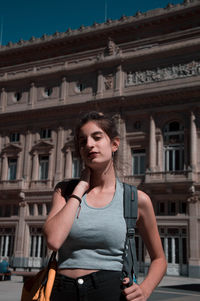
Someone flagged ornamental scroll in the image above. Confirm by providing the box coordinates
[125,60,200,86]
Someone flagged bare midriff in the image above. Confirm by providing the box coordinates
[57,268,99,279]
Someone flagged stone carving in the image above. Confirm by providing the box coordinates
[187,195,200,203]
[104,74,113,90]
[125,60,200,86]
[104,38,120,56]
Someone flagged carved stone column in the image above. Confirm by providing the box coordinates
[29,82,36,106]
[14,192,27,263]
[64,148,72,179]
[114,65,123,96]
[149,115,156,171]
[157,134,162,171]
[113,114,127,176]
[0,88,6,112]
[96,70,103,98]
[31,152,39,180]
[16,153,22,180]
[1,154,8,180]
[23,131,32,181]
[187,193,200,277]
[190,111,197,170]
[48,150,54,181]
[55,127,64,182]
[60,77,67,102]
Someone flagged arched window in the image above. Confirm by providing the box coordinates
[163,121,184,171]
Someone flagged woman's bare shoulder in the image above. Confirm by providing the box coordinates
[137,189,154,221]
[137,189,151,206]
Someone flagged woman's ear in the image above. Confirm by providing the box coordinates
[111,137,120,152]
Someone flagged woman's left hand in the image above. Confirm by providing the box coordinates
[122,279,148,301]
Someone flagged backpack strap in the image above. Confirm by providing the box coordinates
[122,183,138,286]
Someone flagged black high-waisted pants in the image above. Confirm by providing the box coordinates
[50,270,126,301]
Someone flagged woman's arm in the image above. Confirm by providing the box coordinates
[43,169,90,251]
[123,190,167,300]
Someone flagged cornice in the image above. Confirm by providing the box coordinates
[0,0,199,55]
[1,34,200,84]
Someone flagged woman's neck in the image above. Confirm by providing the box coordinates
[90,161,116,189]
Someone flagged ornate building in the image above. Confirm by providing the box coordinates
[0,0,200,277]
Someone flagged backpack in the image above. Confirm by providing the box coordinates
[55,179,138,286]
[122,183,138,286]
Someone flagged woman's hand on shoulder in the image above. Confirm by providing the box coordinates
[74,167,91,195]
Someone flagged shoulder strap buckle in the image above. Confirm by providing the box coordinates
[127,228,135,238]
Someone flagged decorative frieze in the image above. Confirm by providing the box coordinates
[125,60,200,86]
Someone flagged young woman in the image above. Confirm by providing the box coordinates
[43,111,167,301]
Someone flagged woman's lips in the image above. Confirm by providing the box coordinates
[88,152,98,159]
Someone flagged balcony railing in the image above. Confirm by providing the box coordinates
[121,169,197,185]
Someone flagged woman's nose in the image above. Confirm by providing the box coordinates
[86,137,94,148]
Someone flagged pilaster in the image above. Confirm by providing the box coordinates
[1,154,8,180]
[64,148,72,179]
[54,127,64,182]
[187,194,200,277]
[96,70,103,99]
[23,131,32,181]
[114,65,123,96]
[31,152,39,180]
[60,77,68,102]
[149,115,156,171]
[29,82,36,107]
[190,111,197,170]
[0,88,6,112]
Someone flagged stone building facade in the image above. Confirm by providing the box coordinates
[0,0,200,277]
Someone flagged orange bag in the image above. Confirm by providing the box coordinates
[21,252,57,301]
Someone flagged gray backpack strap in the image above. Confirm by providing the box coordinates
[122,183,138,286]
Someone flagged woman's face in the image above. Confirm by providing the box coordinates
[78,121,119,169]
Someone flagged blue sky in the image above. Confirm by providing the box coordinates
[0,0,183,45]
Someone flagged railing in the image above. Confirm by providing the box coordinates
[0,180,28,190]
[121,170,198,185]
[145,170,193,183]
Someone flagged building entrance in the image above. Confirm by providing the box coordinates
[160,227,188,276]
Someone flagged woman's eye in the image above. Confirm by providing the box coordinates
[94,136,101,140]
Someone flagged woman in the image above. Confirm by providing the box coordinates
[43,111,167,301]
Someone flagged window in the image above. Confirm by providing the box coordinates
[44,87,53,97]
[40,129,51,139]
[39,156,49,180]
[0,228,15,257]
[132,149,146,175]
[76,82,86,93]
[0,205,18,217]
[46,203,51,215]
[38,204,43,215]
[29,204,34,216]
[8,158,17,180]
[157,202,165,215]
[10,133,20,143]
[72,154,81,178]
[13,92,22,102]
[13,205,19,216]
[4,205,11,217]
[163,121,184,171]
[29,227,47,258]
[168,201,176,215]
[179,201,187,214]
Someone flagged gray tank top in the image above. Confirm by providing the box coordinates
[58,179,126,271]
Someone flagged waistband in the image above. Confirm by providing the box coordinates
[55,270,122,289]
